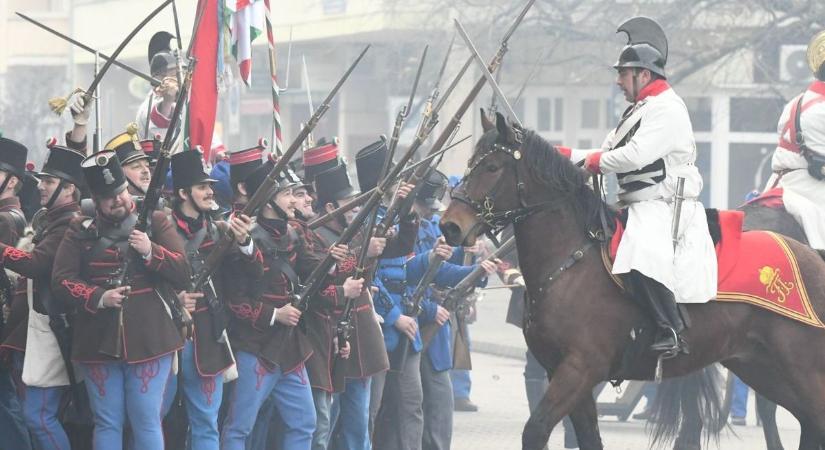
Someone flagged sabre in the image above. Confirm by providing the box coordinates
[15,12,160,87]
[671,177,686,251]
[454,19,523,127]
[171,0,185,86]
[45,0,175,114]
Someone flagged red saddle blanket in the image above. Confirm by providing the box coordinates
[744,187,785,209]
[608,210,824,328]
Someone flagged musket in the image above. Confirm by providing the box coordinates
[45,0,174,115]
[98,0,201,358]
[421,237,516,347]
[15,12,160,87]
[330,46,429,371]
[307,134,471,230]
[372,55,472,236]
[191,45,371,291]
[389,252,445,370]
[376,0,534,234]
[414,34,454,141]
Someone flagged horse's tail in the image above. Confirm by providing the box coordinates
[648,365,727,448]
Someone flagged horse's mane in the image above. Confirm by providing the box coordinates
[520,129,615,229]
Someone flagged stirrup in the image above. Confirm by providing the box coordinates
[650,328,681,356]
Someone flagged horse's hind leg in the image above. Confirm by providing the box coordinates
[756,394,784,450]
[522,357,603,450]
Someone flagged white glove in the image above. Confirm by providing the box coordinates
[69,94,90,126]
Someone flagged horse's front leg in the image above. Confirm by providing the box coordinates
[567,393,604,450]
[522,355,604,450]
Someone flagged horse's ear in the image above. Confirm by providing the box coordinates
[495,111,515,142]
[480,108,494,132]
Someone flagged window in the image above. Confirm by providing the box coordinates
[554,99,564,131]
[729,97,784,133]
[727,143,774,207]
[695,142,711,205]
[685,97,712,132]
[581,99,600,129]
[537,98,551,131]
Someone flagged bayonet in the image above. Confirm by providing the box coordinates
[388,46,428,160]
[377,0,534,234]
[281,26,293,92]
[302,55,316,147]
[454,19,522,127]
[16,12,160,87]
[192,45,371,290]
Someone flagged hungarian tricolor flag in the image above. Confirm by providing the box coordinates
[231,0,265,86]
[188,0,220,162]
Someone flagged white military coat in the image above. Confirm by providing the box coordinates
[572,83,717,304]
[765,80,825,250]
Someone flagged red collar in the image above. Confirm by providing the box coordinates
[636,79,671,102]
[809,81,825,96]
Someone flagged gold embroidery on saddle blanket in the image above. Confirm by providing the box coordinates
[716,232,824,329]
[601,232,824,328]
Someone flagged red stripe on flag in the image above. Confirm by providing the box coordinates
[239,59,252,86]
[189,0,219,163]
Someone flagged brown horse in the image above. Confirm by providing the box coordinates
[440,112,825,450]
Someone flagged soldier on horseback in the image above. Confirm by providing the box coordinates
[566,17,717,356]
[764,29,825,251]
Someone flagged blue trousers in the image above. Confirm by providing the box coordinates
[12,351,70,450]
[449,370,471,400]
[180,341,223,450]
[221,351,315,450]
[82,354,173,450]
[329,378,371,450]
[0,357,32,450]
[731,375,749,419]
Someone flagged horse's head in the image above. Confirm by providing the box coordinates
[440,110,525,246]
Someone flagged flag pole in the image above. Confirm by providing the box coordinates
[263,0,283,157]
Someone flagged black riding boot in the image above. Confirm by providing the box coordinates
[629,270,687,356]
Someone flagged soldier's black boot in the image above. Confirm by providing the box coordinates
[629,270,687,356]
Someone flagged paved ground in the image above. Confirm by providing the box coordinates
[450,282,802,449]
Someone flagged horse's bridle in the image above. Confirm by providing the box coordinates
[450,132,569,236]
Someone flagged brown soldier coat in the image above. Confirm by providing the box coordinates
[170,210,263,376]
[224,217,317,373]
[0,203,79,352]
[51,210,189,363]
